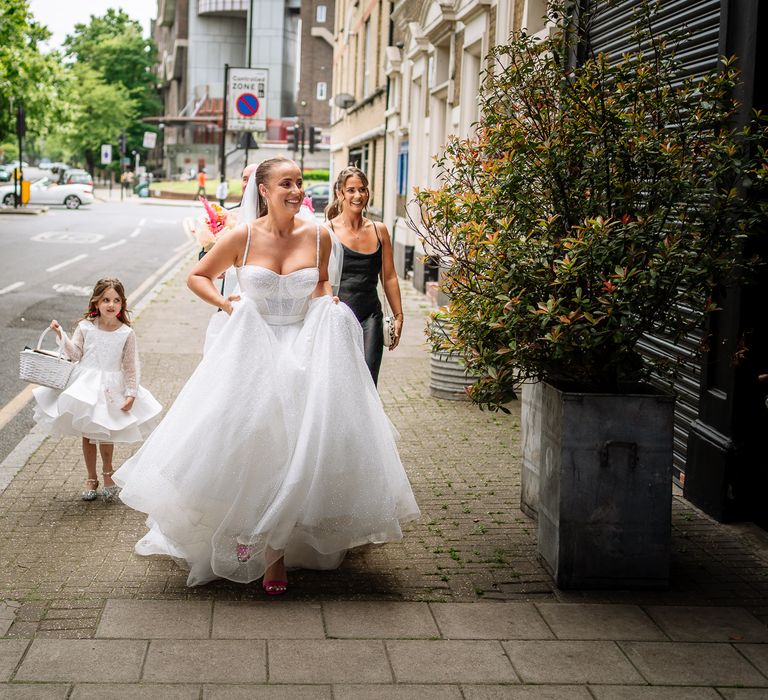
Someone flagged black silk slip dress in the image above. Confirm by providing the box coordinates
[334,221,385,385]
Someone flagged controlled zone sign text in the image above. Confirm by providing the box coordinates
[228,68,268,132]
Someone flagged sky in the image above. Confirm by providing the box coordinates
[29,0,158,51]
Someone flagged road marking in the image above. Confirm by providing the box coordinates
[45,254,87,272]
[99,239,127,251]
[32,232,104,244]
[129,227,141,238]
[138,218,146,226]
[0,385,35,433]
[52,283,92,296]
[0,282,24,295]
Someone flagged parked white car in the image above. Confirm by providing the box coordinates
[0,177,94,209]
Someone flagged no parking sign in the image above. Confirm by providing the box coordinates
[228,68,268,132]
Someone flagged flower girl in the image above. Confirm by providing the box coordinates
[32,278,162,501]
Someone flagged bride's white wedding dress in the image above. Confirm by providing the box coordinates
[114,225,420,586]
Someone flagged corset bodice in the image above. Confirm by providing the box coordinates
[236,265,320,325]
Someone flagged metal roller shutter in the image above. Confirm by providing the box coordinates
[585,0,723,483]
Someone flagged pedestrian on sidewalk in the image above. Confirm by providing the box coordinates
[195,169,207,199]
[326,166,404,385]
[114,157,420,593]
[31,278,162,502]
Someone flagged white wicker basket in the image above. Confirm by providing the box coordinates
[19,327,75,389]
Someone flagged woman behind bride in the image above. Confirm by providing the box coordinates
[114,157,420,594]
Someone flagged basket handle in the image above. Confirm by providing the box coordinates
[36,327,65,359]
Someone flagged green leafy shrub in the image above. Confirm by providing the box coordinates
[413,1,768,409]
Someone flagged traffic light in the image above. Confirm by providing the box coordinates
[118,132,126,154]
[286,125,299,152]
[308,126,320,153]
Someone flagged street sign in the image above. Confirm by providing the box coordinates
[100,144,112,165]
[142,131,157,149]
[228,67,268,131]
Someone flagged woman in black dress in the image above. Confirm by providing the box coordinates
[326,166,403,385]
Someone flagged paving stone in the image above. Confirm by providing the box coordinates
[96,599,212,639]
[15,640,145,682]
[536,604,667,641]
[268,640,391,684]
[204,686,332,700]
[0,685,70,699]
[212,602,323,639]
[0,641,29,682]
[142,640,266,683]
[736,644,768,677]
[387,640,518,683]
[429,602,553,640]
[70,684,200,699]
[334,685,462,700]
[462,686,592,699]
[619,641,768,686]
[589,687,722,699]
[717,690,768,699]
[502,640,644,684]
[645,606,768,642]
[323,601,438,638]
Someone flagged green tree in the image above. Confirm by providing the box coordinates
[0,0,67,148]
[63,9,161,155]
[59,64,136,173]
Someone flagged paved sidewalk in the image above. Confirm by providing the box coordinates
[0,251,767,696]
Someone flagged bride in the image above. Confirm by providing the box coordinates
[114,157,420,593]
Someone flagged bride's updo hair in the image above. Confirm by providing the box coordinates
[255,156,297,216]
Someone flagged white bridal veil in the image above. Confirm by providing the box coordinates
[239,169,343,294]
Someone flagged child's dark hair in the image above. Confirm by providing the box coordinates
[82,278,131,327]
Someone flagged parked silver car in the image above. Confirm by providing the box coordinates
[0,177,94,209]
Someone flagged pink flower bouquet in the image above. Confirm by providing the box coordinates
[195,197,231,252]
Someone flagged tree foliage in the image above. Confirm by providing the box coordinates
[0,0,67,143]
[413,1,768,408]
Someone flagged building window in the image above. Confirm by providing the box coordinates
[316,81,327,100]
[363,17,372,97]
[316,5,326,23]
[397,141,409,196]
[348,144,369,174]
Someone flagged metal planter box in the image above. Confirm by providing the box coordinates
[536,381,675,589]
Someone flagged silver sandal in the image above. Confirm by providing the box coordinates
[101,470,120,502]
[81,478,99,501]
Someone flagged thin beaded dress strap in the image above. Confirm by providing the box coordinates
[316,224,320,268]
[242,223,252,266]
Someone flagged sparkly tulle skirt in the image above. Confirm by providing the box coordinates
[113,293,420,586]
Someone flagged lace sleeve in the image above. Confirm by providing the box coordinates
[58,324,85,362]
[121,330,140,397]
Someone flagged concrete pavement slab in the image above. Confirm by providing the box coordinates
[14,639,145,682]
[0,685,69,699]
[323,601,438,638]
[0,641,28,681]
[203,686,332,699]
[142,640,266,683]
[334,685,462,700]
[536,603,667,640]
[212,602,324,639]
[429,602,553,639]
[70,684,200,699]
[589,687,722,699]
[268,640,391,684]
[645,606,768,642]
[386,640,518,683]
[502,640,644,684]
[718,690,768,699]
[619,641,768,686]
[736,644,768,677]
[96,599,212,639]
[462,686,593,699]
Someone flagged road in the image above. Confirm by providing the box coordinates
[0,194,198,462]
